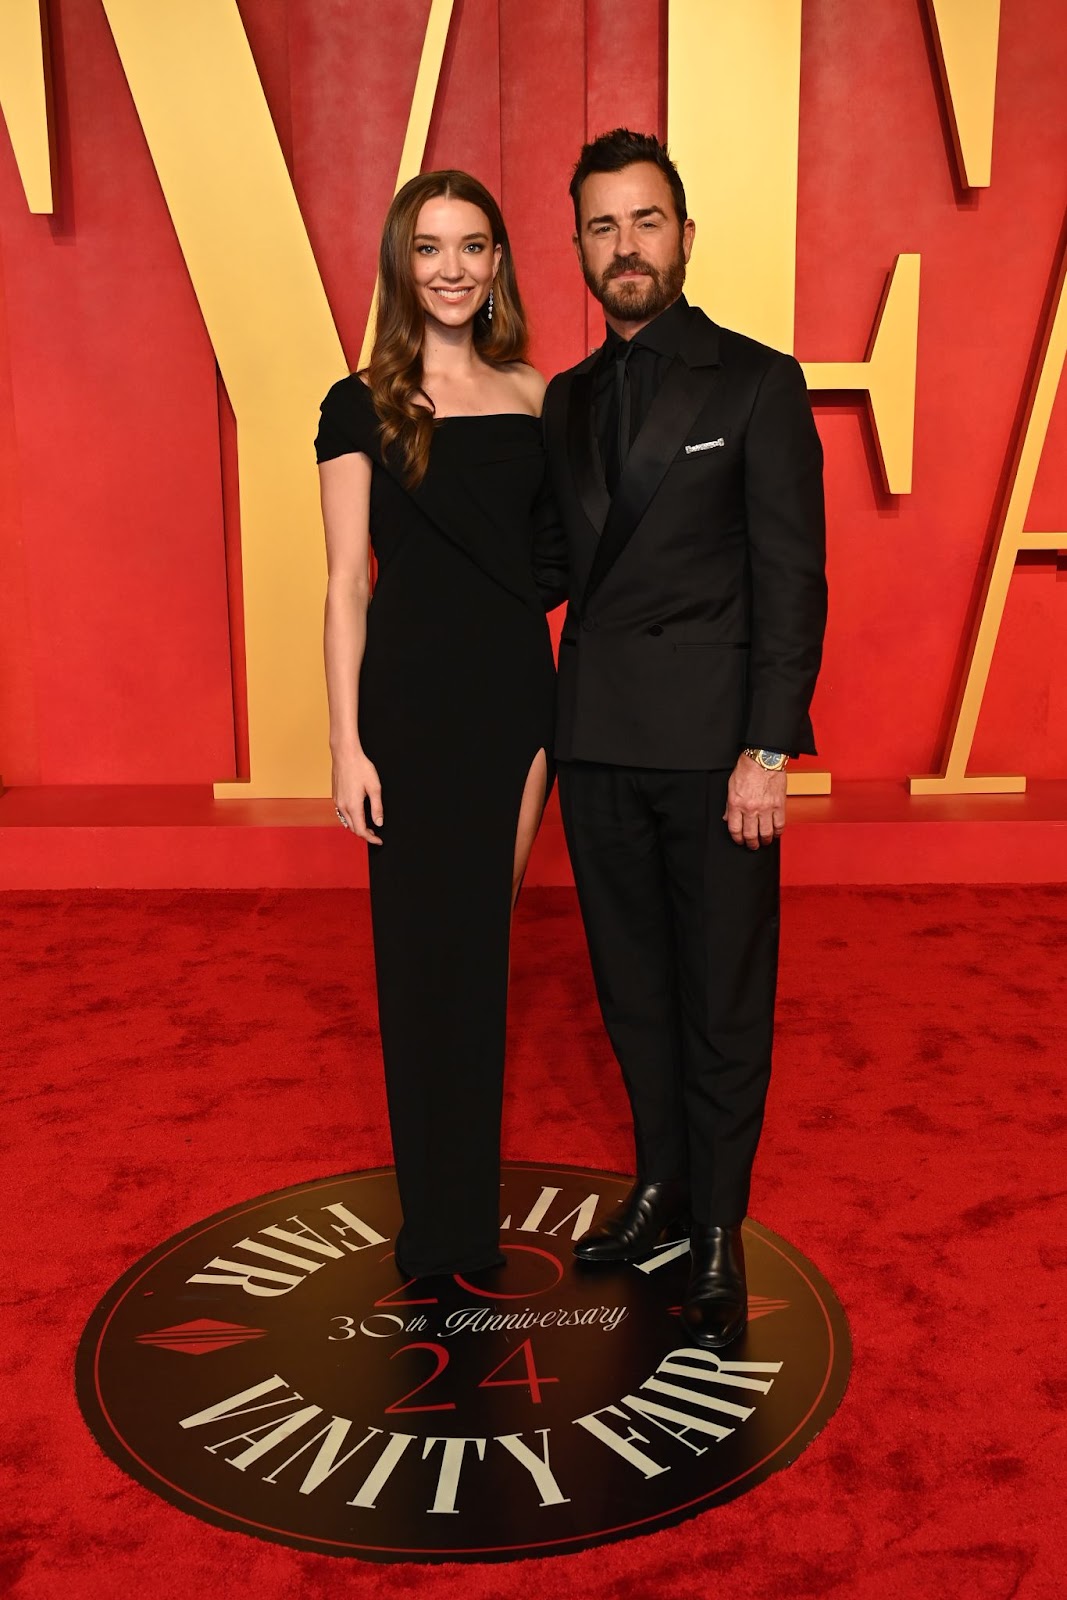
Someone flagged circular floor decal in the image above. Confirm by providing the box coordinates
[76,1163,850,1562]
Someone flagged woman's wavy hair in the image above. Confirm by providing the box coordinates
[367,170,529,487]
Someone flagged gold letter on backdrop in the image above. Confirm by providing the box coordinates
[668,0,801,356]
[100,0,454,798]
[0,0,53,213]
[910,234,1067,795]
[926,0,1001,188]
[102,0,343,799]
[913,1,1067,795]
[668,0,919,793]
[358,0,455,370]
[802,254,920,500]
[668,0,920,511]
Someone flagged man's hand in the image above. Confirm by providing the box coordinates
[724,755,786,849]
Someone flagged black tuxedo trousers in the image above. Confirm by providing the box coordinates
[559,761,779,1226]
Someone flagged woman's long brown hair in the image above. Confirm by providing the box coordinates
[367,170,529,487]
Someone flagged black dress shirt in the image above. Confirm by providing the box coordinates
[594,294,691,494]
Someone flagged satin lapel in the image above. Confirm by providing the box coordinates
[582,357,719,607]
[566,365,611,537]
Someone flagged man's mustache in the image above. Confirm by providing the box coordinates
[605,255,658,281]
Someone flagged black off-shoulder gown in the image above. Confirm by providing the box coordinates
[315,376,557,1278]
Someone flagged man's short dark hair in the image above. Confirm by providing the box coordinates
[569,129,688,233]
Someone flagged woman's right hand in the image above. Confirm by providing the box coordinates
[333,750,384,845]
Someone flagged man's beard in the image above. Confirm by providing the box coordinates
[582,247,687,323]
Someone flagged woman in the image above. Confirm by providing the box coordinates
[315,171,562,1280]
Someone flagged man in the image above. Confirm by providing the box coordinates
[543,129,827,1349]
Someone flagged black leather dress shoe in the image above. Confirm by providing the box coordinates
[573,1179,689,1264]
[681,1224,747,1349]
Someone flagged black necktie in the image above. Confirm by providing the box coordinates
[605,340,634,496]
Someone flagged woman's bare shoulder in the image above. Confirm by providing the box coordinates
[505,361,547,411]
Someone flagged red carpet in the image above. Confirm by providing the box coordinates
[2,885,1065,1598]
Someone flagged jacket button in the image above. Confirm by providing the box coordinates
[582,617,599,632]
[647,624,664,636]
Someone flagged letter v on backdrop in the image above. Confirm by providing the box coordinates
[97,0,455,799]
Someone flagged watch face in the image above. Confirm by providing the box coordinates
[759,751,786,770]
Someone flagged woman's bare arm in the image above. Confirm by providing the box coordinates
[320,452,383,844]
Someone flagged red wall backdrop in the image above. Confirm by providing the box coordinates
[1,0,1065,790]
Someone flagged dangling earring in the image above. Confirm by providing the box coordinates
[486,287,494,323]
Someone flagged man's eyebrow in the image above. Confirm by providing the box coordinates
[585,205,668,228]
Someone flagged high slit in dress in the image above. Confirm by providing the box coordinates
[315,376,559,1278]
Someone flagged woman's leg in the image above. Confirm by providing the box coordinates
[512,747,549,906]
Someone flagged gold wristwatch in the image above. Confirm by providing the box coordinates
[742,748,789,772]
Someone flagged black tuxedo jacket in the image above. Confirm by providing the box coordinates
[541,302,827,768]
